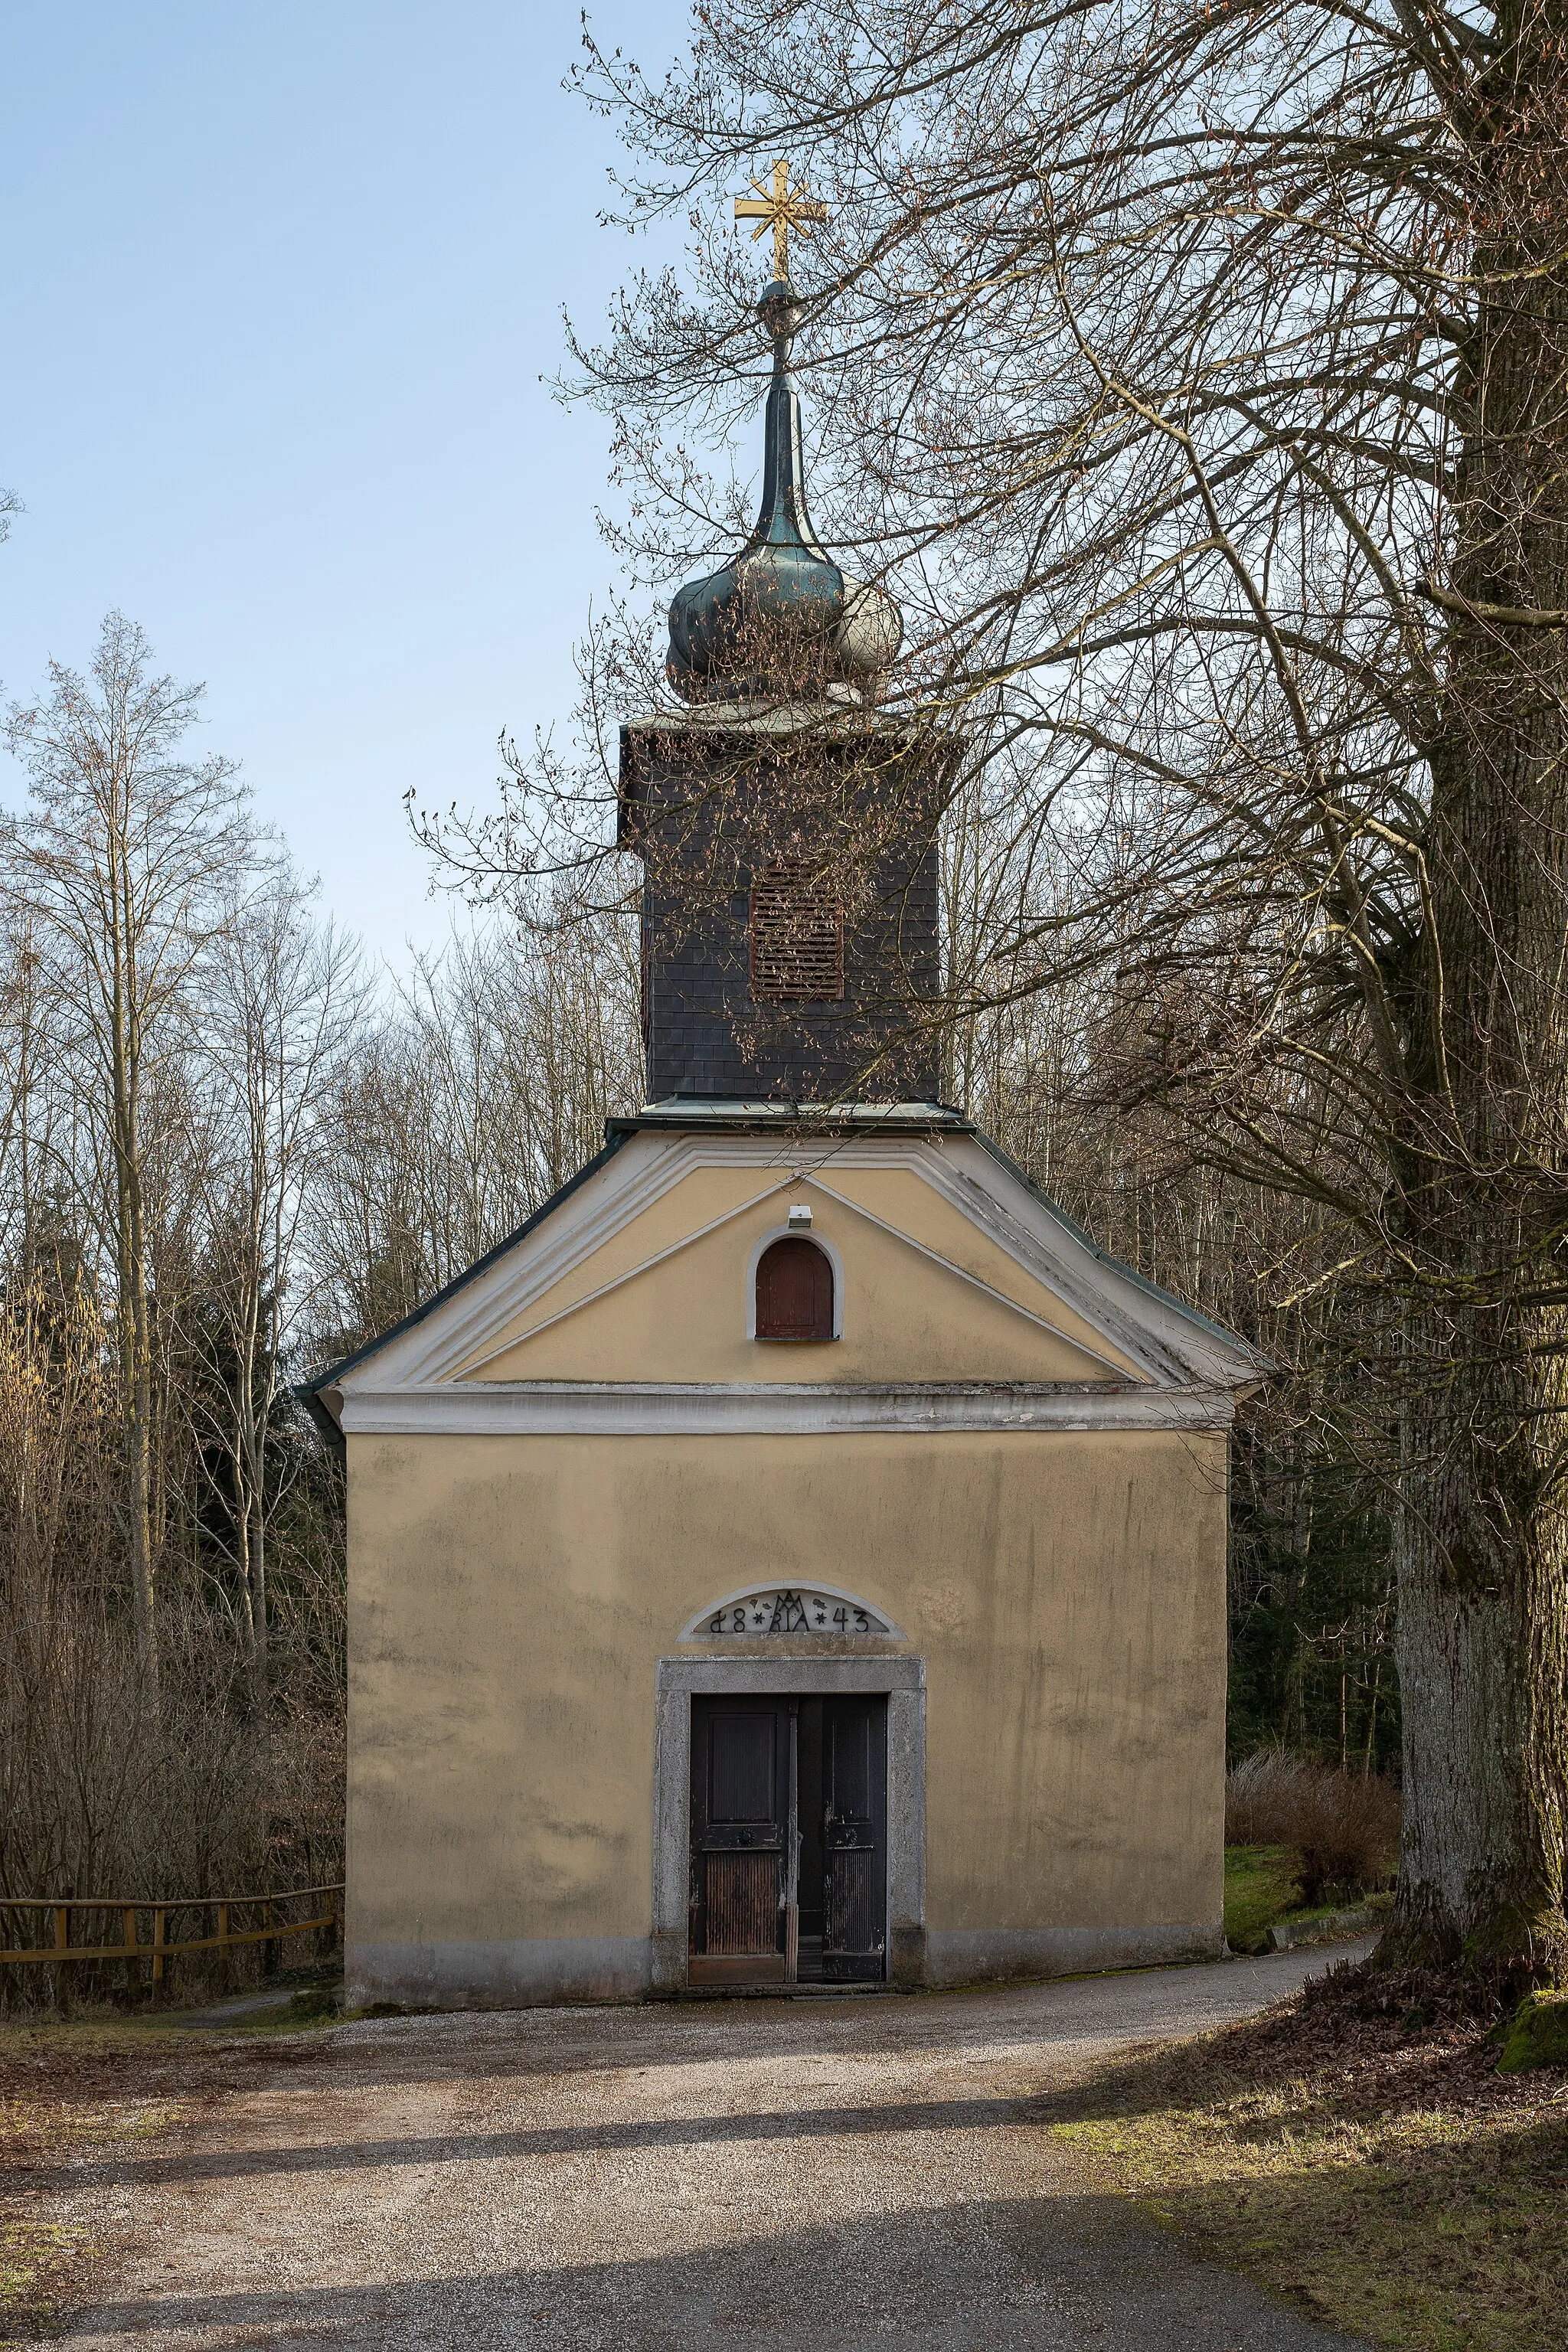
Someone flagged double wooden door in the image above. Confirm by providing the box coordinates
[688,1694,887,1985]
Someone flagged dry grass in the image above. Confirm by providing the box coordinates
[1227,1750,1400,1905]
[0,2020,224,2341]
[0,1275,346,2024]
[1044,1960,1568,2350]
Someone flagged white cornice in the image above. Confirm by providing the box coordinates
[338,1380,1238,1437]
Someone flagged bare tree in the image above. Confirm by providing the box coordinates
[5,615,256,1674]
[308,916,642,1359]
[0,619,350,1971]
[188,870,361,1703]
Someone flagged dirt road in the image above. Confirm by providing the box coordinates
[52,1944,1372,2350]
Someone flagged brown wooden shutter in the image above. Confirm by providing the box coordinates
[755,1236,834,1340]
[749,858,844,1002]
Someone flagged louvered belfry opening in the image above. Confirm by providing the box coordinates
[748,857,844,1004]
[755,1235,834,1340]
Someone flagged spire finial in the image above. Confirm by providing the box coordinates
[665,155,900,700]
[734,157,828,285]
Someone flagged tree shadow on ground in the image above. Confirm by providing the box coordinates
[67,2193,1363,2351]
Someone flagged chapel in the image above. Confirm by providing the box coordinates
[305,169,1263,2010]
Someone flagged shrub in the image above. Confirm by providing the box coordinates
[1226,1749,1400,1906]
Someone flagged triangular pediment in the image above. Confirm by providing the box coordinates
[312,1115,1265,1431]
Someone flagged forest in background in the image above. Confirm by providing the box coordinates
[0,609,1395,2003]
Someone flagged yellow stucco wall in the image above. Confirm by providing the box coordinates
[346,1426,1228,1953]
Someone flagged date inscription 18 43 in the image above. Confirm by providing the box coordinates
[692,1585,894,1638]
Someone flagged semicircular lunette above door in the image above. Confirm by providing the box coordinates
[679,1583,904,1642]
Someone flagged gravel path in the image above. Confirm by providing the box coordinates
[56,1942,1374,2350]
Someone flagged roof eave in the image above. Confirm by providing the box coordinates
[606,1097,973,1139]
[296,1127,632,1410]
[969,1129,1270,1392]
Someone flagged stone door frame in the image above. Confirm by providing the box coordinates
[652,1655,927,1992]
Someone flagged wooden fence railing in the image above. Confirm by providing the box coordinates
[0,1883,342,1985]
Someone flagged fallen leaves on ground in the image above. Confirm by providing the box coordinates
[1043,1960,1568,2351]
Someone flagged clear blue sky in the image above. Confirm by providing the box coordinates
[2,0,693,965]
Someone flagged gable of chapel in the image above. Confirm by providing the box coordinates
[313,1116,1263,1430]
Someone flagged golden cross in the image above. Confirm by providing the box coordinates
[734,157,828,283]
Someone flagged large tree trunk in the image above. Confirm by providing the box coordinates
[1394,1286,1568,1979]
[1393,0,1568,1983]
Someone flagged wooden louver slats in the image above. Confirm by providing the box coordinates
[748,858,844,1002]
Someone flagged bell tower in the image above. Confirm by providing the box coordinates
[618,162,943,1106]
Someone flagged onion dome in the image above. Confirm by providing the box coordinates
[667,280,902,701]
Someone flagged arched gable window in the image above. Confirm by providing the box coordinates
[754,1236,835,1341]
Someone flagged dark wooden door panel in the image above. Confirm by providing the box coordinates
[822,1695,887,1981]
[828,1703,877,1818]
[708,1710,779,1828]
[823,1847,878,1961]
[689,1691,886,1986]
[704,1851,780,1954]
[690,1697,792,1981]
